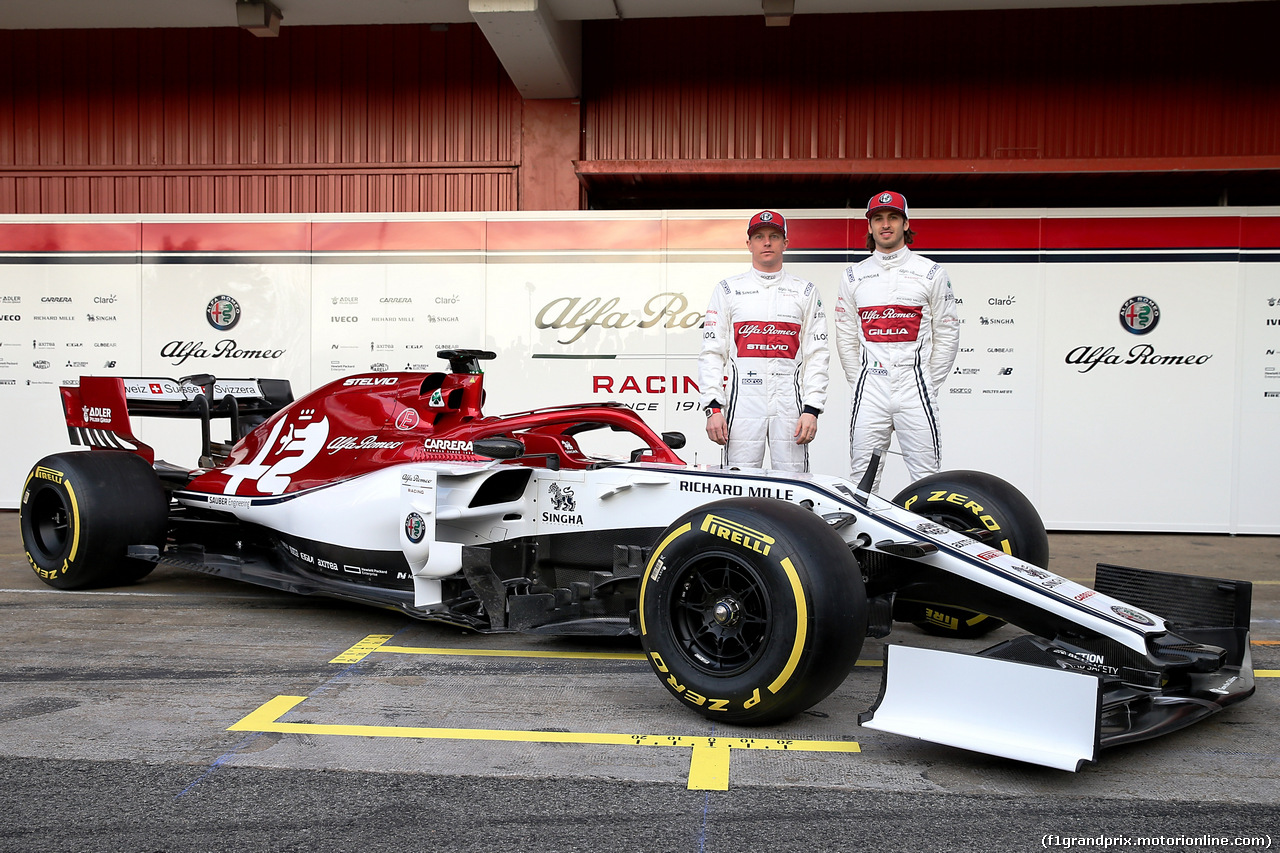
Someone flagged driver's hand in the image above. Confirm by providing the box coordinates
[706,412,728,445]
[794,412,818,445]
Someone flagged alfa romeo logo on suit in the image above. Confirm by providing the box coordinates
[206,295,241,331]
[1119,296,1159,335]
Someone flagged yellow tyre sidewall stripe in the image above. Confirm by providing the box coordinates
[638,516,810,702]
[767,556,807,696]
[20,470,80,574]
[637,521,691,636]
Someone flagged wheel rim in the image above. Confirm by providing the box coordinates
[27,485,72,561]
[669,552,770,675]
[926,510,997,544]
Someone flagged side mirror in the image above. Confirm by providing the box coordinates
[661,431,686,450]
[473,437,525,460]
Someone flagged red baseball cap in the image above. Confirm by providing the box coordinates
[867,191,909,219]
[747,210,787,237]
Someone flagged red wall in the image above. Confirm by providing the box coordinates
[0,24,522,213]
[2,4,1277,213]
[582,4,1280,164]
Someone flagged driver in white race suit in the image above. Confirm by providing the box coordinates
[836,192,960,490]
[699,210,830,472]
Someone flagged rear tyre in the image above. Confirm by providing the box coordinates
[20,452,168,590]
[892,470,1049,639]
[640,498,867,725]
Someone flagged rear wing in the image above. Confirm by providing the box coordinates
[60,375,293,463]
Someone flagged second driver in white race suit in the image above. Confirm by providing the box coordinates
[699,210,830,472]
[836,192,960,491]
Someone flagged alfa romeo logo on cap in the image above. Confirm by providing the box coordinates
[1119,296,1159,335]
[760,212,774,221]
[206,295,241,331]
[879,192,893,204]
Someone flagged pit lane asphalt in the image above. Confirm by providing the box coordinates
[1,508,1278,853]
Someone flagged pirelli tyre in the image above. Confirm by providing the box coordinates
[20,451,168,590]
[891,470,1049,639]
[639,498,867,725]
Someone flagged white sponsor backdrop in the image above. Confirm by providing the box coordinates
[2,210,1278,534]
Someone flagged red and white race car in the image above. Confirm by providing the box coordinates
[19,349,1254,770]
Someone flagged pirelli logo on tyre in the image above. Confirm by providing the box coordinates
[700,513,774,556]
[32,466,65,485]
[924,608,960,631]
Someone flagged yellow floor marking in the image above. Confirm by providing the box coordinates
[329,634,394,664]
[228,695,860,791]
[333,634,886,668]
[381,645,647,661]
[333,637,1270,679]
[687,742,730,790]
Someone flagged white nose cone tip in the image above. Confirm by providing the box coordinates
[859,644,1102,772]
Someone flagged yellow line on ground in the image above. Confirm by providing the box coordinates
[332,634,885,667]
[228,695,860,791]
[329,634,395,664]
[335,636,1269,677]
[381,645,647,661]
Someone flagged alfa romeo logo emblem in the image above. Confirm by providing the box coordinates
[404,512,426,543]
[1111,605,1156,626]
[879,192,893,204]
[1119,296,1159,335]
[206,295,241,331]
[760,212,774,222]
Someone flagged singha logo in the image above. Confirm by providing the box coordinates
[549,483,576,512]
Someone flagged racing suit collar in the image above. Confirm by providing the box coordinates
[872,247,911,270]
[750,266,786,286]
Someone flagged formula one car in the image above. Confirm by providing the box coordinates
[20,349,1254,770]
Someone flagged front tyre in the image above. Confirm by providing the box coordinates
[20,451,168,590]
[640,498,867,725]
[892,469,1049,638]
